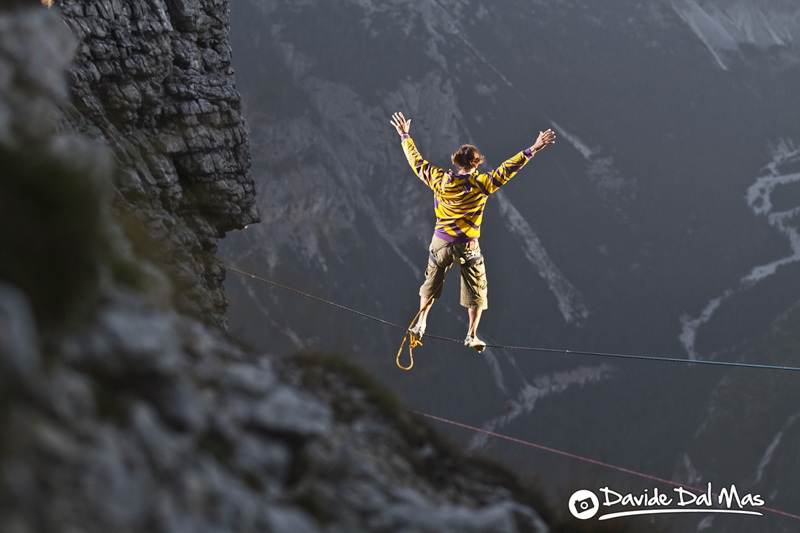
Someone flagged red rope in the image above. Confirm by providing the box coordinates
[409,409,800,522]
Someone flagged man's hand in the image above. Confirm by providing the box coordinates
[531,128,556,153]
[390,112,411,136]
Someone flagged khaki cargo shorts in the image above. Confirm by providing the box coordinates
[419,235,488,310]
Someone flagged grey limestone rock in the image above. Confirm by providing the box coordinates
[0,283,39,387]
[53,0,261,327]
[0,5,75,145]
[369,500,549,533]
[251,385,333,438]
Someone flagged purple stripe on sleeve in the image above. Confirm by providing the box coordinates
[523,148,533,158]
[401,134,410,140]
[474,179,490,196]
[505,162,523,173]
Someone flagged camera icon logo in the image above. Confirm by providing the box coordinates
[569,489,599,520]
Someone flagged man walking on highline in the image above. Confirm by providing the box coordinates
[390,111,556,353]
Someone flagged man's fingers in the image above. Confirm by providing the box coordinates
[390,112,411,134]
[391,112,409,126]
[533,128,556,150]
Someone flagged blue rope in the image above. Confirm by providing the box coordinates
[225,265,800,373]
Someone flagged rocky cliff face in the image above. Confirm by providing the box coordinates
[0,3,551,532]
[55,0,261,327]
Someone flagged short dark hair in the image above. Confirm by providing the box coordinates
[451,144,484,171]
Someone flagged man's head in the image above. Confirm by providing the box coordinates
[451,144,484,172]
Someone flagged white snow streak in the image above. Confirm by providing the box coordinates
[680,139,800,358]
[679,292,731,360]
[468,364,612,449]
[754,411,800,484]
[496,192,591,325]
[551,122,595,161]
[482,350,508,395]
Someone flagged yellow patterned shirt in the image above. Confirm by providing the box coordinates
[401,135,534,242]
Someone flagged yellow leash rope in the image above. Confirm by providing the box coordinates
[395,308,425,371]
[395,279,443,371]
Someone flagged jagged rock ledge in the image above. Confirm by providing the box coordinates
[54,0,261,328]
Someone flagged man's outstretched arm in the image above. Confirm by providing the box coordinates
[390,111,445,189]
[479,128,557,194]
